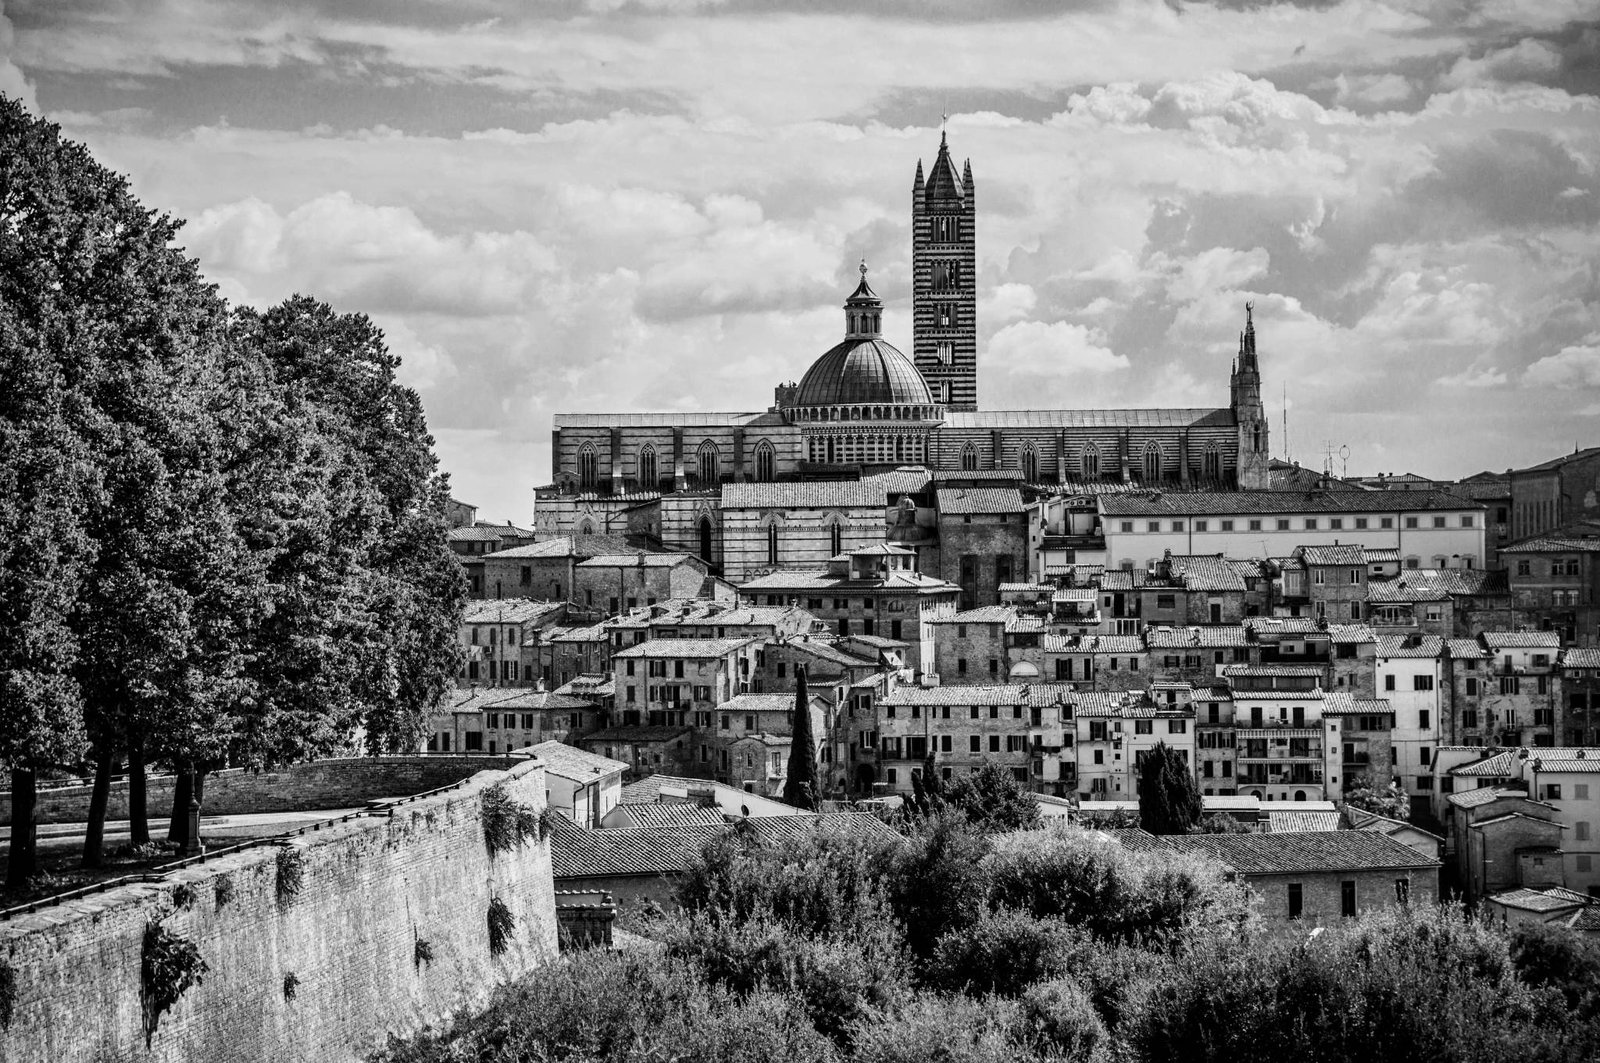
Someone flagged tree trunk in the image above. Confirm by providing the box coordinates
[127,739,149,848]
[166,764,191,847]
[5,768,38,890]
[81,747,115,868]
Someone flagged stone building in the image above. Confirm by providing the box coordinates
[471,534,646,602]
[1508,446,1600,543]
[935,486,1027,608]
[1503,536,1600,647]
[719,480,889,584]
[611,637,763,729]
[1562,648,1600,747]
[573,553,710,613]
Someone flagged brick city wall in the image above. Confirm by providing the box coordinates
[0,756,523,826]
[0,759,558,1063]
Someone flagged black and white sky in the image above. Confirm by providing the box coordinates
[4,0,1598,520]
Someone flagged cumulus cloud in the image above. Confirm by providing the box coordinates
[1524,338,1600,388]
[1443,38,1564,88]
[987,321,1130,378]
[1438,366,1509,389]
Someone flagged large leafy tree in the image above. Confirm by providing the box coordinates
[1343,772,1410,822]
[1136,741,1202,836]
[944,760,1042,833]
[782,666,818,810]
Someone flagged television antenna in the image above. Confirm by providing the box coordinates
[1322,441,1350,480]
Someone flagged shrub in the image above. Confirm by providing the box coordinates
[171,883,197,910]
[141,922,208,1047]
[487,897,515,955]
[928,911,1080,997]
[851,993,1024,1063]
[0,960,14,1031]
[413,938,434,970]
[942,761,1042,833]
[275,847,304,905]
[213,873,235,910]
[481,783,543,856]
[282,972,299,1002]
[1018,978,1110,1063]
[884,813,991,960]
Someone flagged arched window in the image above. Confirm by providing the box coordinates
[1020,444,1039,483]
[960,442,979,472]
[1143,444,1163,483]
[698,516,714,563]
[577,519,595,536]
[637,444,657,491]
[697,440,718,487]
[767,524,779,565]
[1203,446,1221,481]
[1082,444,1100,481]
[753,440,775,483]
[830,522,843,556]
[1252,425,1262,453]
[578,443,598,490]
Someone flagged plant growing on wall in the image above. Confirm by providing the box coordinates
[282,972,299,1002]
[537,806,560,842]
[141,922,207,1047]
[0,960,15,1031]
[214,872,235,910]
[487,897,515,955]
[172,883,196,910]
[275,847,304,905]
[481,783,542,856]
[414,938,434,970]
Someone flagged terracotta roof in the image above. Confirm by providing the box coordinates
[1490,887,1591,913]
[1450,751,1520,778]
[1160,554,1248,592]
[1101,828,1172,853]
[555,673,615,698]
[934,606,1016,624]
[1446,639,1491,659]
[463,599,565,625]
[882,685,1027,707]
[482,535,646,560]
[581,726,693,744]
[1263,810,1342,832]
[721,693,806,714]
[612,637,756,659]
[936,487,1025,514]
[1164,830,1439,875]
[1367,570,1507,602]
[577,554,698,568]
[778,640,879,669]
[1561,648,1600,669]
[1514,446,1600,473]
[531,741,629,782]
[483,689,591,711]
[738,570,959,594]
[607,804,728,829]
[1222,664,1324,677]
[1044,634,1145,654]
[1298,544,1365,566]
[1444,784,1513,809]
[1325,624,1377,645]
[862,468,934,495]
[1145,625,1249,648]
[1376,634,1445,659]
[450,526,510,541]
[1100,489,1483,517]
[1530,750,1600,774]
[1481,631,1561,650]
[722,481,886,509]
[1501,537,1600,553]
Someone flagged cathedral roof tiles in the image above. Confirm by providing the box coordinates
[936,487,1025,514]
[722,481,887,508]
[945,408,1233,430]
[1099,489,1483,517]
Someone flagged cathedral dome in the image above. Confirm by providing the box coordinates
[793,261,933,409]
[795,337,932,407]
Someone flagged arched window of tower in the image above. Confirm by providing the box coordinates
[578,443,598,491]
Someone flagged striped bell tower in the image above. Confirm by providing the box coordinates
[912,130,978,411]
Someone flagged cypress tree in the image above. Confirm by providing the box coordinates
[782,666,818,810]
[1137,741,1202,835]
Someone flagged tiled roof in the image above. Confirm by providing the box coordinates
[483,689,591,711]
[1367,569,1508,602]
[577,554,697,568]
[946,408,1232,430]
[1445,639,1491,659]
[1325,624,1377,645]
[1376,634,1445,659]
[1501,537,1600,554]
[483,535,646,560]
[550,812,895,879]
[882,685,1027,706]
[463,599,565,624]
[1446,786,1519,809]
[934,605,1016,624]
[1263,810,1342,833]
[1164,830,1439,875]
[612,638,756,659]
[581,725,693,743]
[608,804,728,829]
[1514,446,1600,473]
[1000,582,1053,593]
[554,411,779,428]
[1363,547,1402,562]
[1222,664,1324,677]
[779,639,879,669]
[1244,617,1323,636]
[1490,887,1590,913]
[1481,631,1561,650]
[1345,808,1443,841]
[547,624,608,643]
[1298,544,1365,566]
[862,468,933,495]
[531,740,629,782]
[1145,625,1249,648]
[1051,587,1098,601]
[1450,750,1519,777]
[555,674,615,698]
[1162,554,1248,592]
[1319,694,1393,716]
[1044,634,1145,654]
[1099,489,1483,517]
[450,526,509,541]
[722,481,886,509]
[721,693,805,714]
[1229,691,1325,701]
[1101,828,1173,854]
[842,634,912,648]
[1561,648,1600,669]
[936,487,1026,514]
[1530,750,1600,774]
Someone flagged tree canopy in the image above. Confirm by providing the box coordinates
[0,95,464,885]
[1136,742,1202,836]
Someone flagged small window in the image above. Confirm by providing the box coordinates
[1288,883,1303,920]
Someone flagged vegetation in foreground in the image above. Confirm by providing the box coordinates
[373,817,1600,1063]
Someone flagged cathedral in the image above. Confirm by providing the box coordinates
[537,133,1271,562]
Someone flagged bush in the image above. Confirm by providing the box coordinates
[928,911,1080,997]
[213,873,235,910]
[141,922,207,1047]
[1018,978,1110,1063]
[851,993,1024,1063]
[487,897,515,955]
[884,813,992,960]
[985,824,1252,947]
[481,783,544,856]
[275,847,304,905]
[943,761,1042,833]
[372,947,838,1063]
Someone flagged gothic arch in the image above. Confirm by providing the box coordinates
[753,439,776,483]
[1081,443,1101,481]
[1203,444,1221,482]
[1142,442,1164,483]
[960,441,979,472]
[637,443,658,491]
[577,443,598,490]
[696,439,719,487]
[1019,442,1040,483]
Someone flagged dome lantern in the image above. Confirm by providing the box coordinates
[844,259,882,339]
